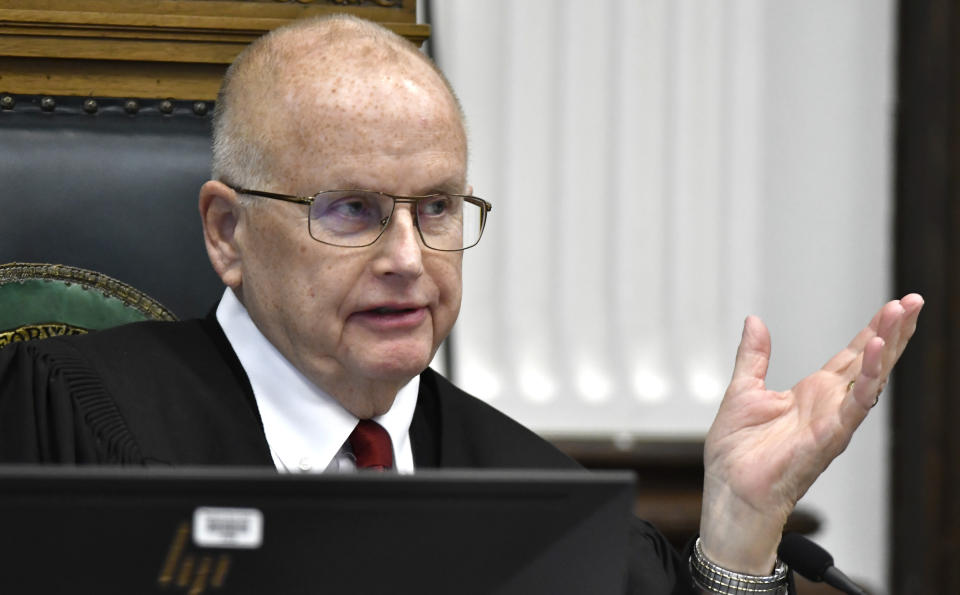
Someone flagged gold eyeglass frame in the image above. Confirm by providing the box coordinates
[228,185,492,252]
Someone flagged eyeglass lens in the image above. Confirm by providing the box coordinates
[306,191,484,250]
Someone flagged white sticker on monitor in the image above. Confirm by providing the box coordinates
[193,507,263,549]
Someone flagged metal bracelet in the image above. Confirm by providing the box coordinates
[689,538,789,594]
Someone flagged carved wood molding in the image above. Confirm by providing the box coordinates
[0,0,426,99]
[228,1,403,5]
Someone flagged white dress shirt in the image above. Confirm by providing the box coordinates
[216,289,417,474]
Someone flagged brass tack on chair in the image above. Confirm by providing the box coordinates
[40,96,56,111]
[124,99,139,114]
[192,101,208,116]
[0,94,14,109]
[160,99,174,114]
[83,98,98,114]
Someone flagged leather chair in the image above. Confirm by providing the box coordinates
[0,94,224,319]
[0,262,176,349]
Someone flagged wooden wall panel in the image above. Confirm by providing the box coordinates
[894,0,960,592]
[0,0,427,99]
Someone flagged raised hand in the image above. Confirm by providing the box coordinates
[698,294,923,574]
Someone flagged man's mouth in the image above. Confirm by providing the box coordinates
[352,305,428,330]
[369,306,418,315]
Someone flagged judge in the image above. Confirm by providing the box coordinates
[0,14,923,594]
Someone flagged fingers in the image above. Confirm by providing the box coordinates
[835,294,924,427]
[894,293,924,355]
[822,294,924,376]
[876,301,905,372]
[875,294,923,377]
[840,336,886,427]
[821,320,878,376]
[854,336,884,408]
[831,307,885,368]
[729,315,771,389]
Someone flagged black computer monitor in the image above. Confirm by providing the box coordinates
[0,467,634,594]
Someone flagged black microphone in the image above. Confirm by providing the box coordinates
[777,532,869,595]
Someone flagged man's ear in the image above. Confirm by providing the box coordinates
[199,180,243,289]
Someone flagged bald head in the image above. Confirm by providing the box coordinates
[212,14,466,191]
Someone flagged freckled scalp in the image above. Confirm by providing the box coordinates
[212,15,467,192]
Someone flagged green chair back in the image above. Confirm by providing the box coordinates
[0,262,177,348]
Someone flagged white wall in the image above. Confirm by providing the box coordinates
[757,3,894,592]
[426,1,894,590]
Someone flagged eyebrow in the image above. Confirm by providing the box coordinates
[328,179,467,196]
[429,180,469,195]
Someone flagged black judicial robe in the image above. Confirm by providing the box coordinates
[0,317,694,594]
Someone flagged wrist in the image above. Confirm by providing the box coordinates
[699,474,787,574]
[689,537,789,595]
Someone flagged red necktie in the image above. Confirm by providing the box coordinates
[348,420,394,471]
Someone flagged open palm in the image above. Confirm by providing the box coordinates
[698,294,923,573]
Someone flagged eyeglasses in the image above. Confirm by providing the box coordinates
[228,186,492,251]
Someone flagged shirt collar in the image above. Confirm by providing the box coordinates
[215,288,418,473]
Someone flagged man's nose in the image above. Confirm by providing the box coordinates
[371,205,424,278]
